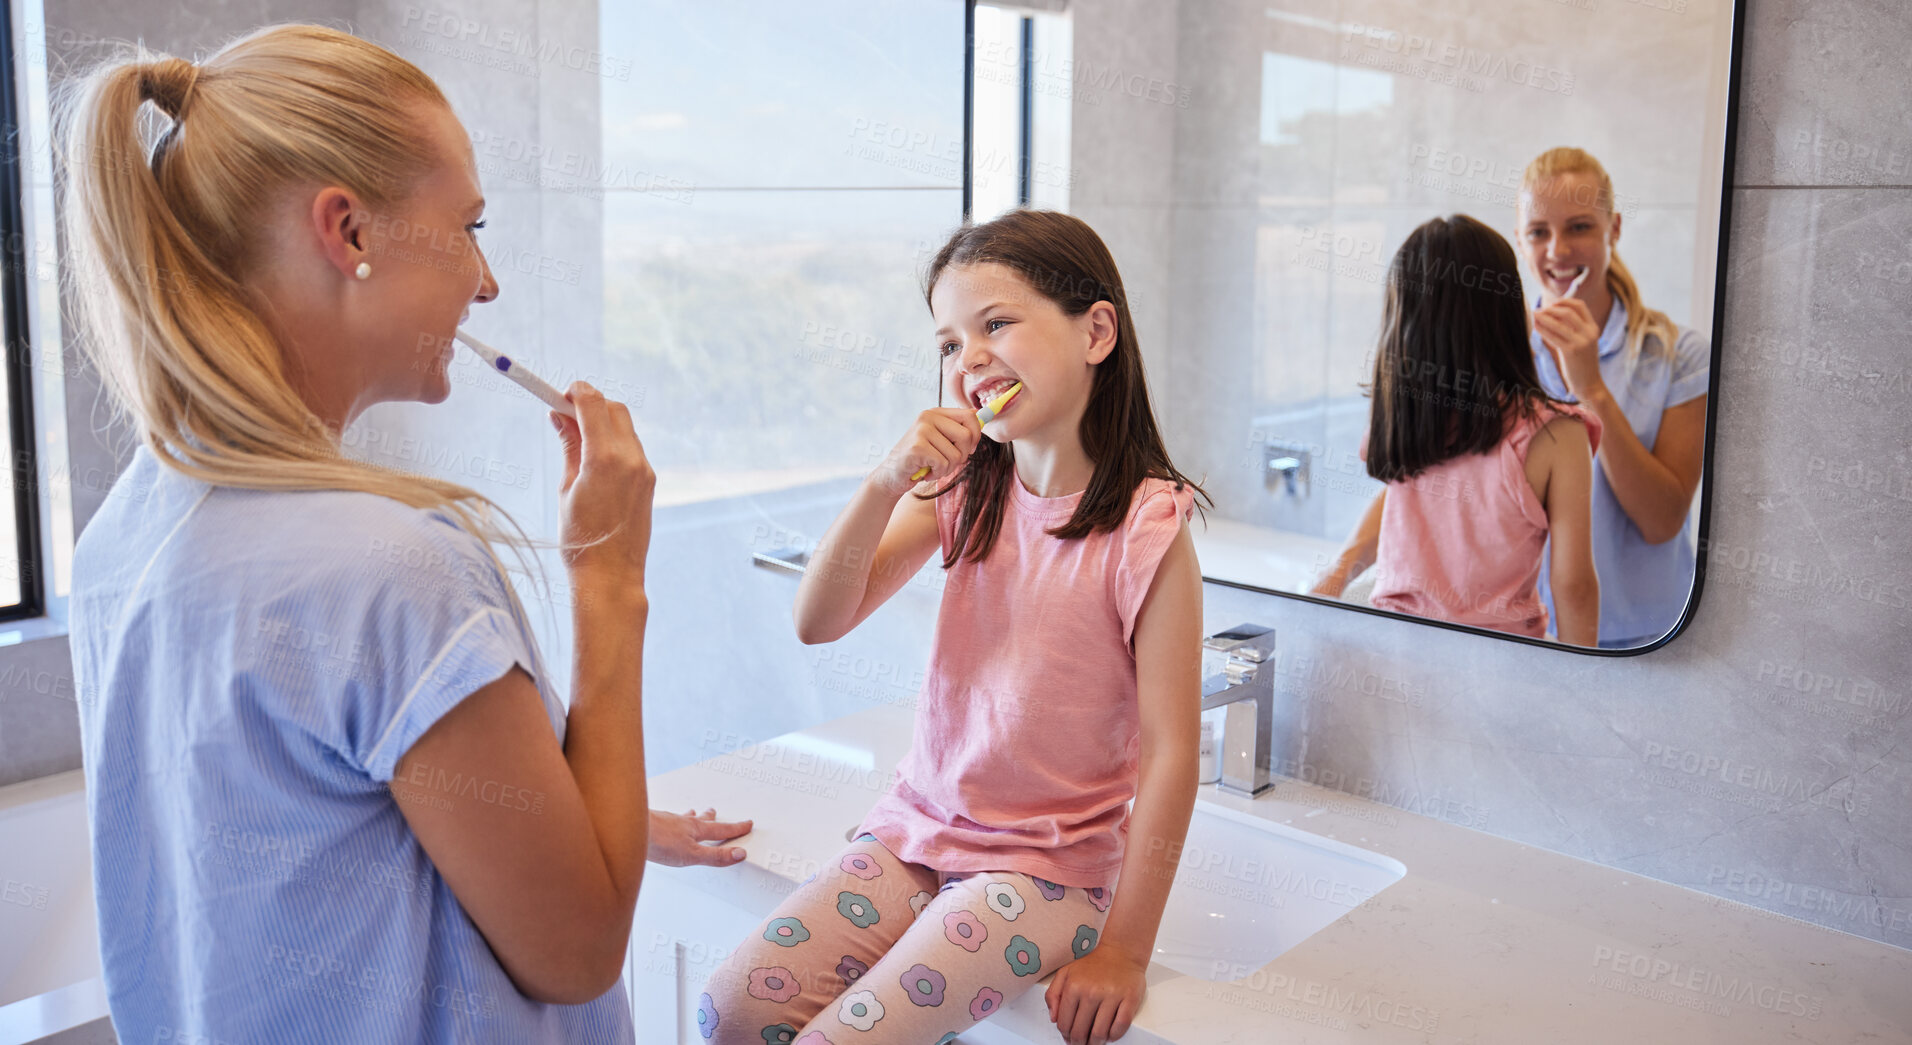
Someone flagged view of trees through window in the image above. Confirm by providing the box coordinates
[599,2,966,505]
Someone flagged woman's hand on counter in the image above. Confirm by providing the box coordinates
[647,807,753,867]
[1046,947,1147,1044]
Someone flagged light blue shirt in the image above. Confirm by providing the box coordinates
[69,444,634,1044]
[1531,298,1711,646]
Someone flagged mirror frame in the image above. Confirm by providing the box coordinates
[1213,0,1747,656]
[957,0,1750,657]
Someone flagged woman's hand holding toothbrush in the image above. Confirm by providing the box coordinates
[1533,297,1608,403]
[1533,266,1608,403]
[551,381,656,595]
[871,407,983,496]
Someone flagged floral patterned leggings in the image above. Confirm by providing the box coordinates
[698,833,1112,1044]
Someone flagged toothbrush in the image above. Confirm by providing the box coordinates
[454,328,577,419]
[1565,265,1590,298]
[910,381,1022,481]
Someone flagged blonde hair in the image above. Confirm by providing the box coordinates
[1519,147,1678,362]
[55,24,556,615]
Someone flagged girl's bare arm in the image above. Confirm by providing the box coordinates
[1534,416,1600,645]
[1312,489,1385,597]
[1097,523,1203,969]
[794,408,982,644]
[793,482,941,645]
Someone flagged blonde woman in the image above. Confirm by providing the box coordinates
[58,25,744,1042]
[1520,148,1710,647]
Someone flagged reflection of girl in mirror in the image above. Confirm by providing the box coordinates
[1313,215,1602,644]
[704,210,1208,1043]
[1521,148,1710,648]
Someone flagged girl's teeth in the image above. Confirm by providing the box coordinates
[975,381,1013,404]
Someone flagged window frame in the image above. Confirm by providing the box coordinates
[0,0,46,624]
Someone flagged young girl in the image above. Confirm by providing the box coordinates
[702,210,1207,1044]
[1314,214,1602,644]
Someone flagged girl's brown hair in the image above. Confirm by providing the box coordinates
[1364,214,1571,481]
[921,209,1207,567]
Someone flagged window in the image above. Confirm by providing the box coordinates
[0,8,45,622]
[968,3,1072,221]
[598,0,967,504]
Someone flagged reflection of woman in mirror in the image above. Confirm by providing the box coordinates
[1313,215,1602,644]
[1520,148,1710,648]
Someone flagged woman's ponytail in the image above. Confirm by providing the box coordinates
[60,54,329,466]
[1604,251,1679,364]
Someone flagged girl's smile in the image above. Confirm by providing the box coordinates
[968,375,1020,409]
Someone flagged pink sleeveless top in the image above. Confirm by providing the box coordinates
[1369,402,1601,637]
[856,475,1196,891]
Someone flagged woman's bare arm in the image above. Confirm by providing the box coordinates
[1581,393,1706,544]
[395,385,656,1005]
[395,582,651,1004]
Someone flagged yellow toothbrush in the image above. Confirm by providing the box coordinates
[911,382,1022,481]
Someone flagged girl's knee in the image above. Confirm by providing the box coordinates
[695,952,755,1040]
[700,931,841,1043]
[697,959,804,1044]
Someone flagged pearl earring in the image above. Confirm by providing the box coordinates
[354,262,371,280]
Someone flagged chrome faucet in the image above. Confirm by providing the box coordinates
[1200,624,1277,797]
[1263,441,1310,499]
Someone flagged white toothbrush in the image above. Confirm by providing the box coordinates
[1565,265,1590,298]
[453,328,577,419]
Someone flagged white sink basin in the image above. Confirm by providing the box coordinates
[1151,801,1406,981]
[1192,517,1345,593]
[842,799,1406,985]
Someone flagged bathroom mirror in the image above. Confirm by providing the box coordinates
[1155,0,1743,654]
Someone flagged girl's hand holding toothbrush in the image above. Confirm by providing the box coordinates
[871,407,983,497]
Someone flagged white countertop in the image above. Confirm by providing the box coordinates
[646,705,1912,1043]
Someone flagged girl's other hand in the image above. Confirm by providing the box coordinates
[1309,571,1349,598]
[1046,948,1147,1044]
[1532,298,1607,401]
[871,407,983,496]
